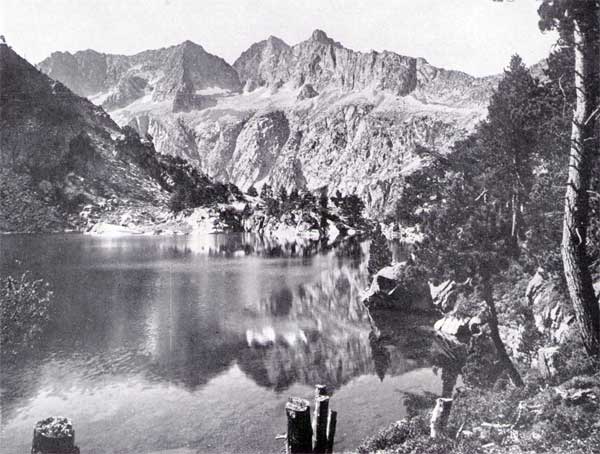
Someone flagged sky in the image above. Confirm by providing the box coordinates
[1,0,558,76]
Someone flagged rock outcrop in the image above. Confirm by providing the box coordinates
[38,30,499,215]
[433,313,484,339]
[363,263,433,311]
[526,268,577,344]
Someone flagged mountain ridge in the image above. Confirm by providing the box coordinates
[37,30,502,214]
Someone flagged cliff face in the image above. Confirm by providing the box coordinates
[38,31,499,215]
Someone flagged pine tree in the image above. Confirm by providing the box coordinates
[538,0,600,356]
[247,185,258,197]
[260,184,273,200]
[319,187,328,210]
[341,194,365,227]
[300,190,315,209]
[479,55,541,250]
[278,186,288,202]
[289,187,299,202]
[368,224,392,276]
[404,54,553,387]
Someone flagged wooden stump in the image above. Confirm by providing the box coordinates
[31,417,79,453]
[313,394,330,453]
[286,397,313,454]
[315,384,328,397]
[430,398,453,439]
[326,410,337,454]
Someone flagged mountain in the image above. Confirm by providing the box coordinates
[233,29,494,107]
[0,43,170,232]
[38,41,242,112]
[38,31,500,215]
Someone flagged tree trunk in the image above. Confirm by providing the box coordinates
[561,7,600,357]
[430,398,453,439]
[482,277,524,387]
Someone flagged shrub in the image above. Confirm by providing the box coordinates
[1,272,53,358]
[168,187,188,213]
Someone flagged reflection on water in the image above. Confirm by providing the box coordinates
[1,233,444,453]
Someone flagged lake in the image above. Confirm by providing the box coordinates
[0,233,442,453]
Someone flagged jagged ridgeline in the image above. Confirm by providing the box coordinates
[0,43,232,232]
[37,30,501,215]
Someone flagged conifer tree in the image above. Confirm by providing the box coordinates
[407,55,549,387]
[260,184,273,200]
[538,0,600,355]
[278,186,288,202]
[289,187,300,204]
[368,224,392,276]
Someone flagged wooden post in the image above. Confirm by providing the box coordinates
[286,397,313,454]
[313,393,330,453]
[326,410,337,454]
[31,417,79,453]
[430,398,453,439]
[315,384,328,397]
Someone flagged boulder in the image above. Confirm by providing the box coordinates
[526,269,576,344]
[429,280,458,312]
[363,263,433,311]
[434,309,486,342]
[297,83,319,100]
[434,314,472,338]
[555,376,600,403]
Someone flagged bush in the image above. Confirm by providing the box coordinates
[247,185,258,197]
[168,187,188,213]
[1,272,53,358]
[554,339,600,382]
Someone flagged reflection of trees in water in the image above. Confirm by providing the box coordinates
[140,271,248,390]
[399,331,467,417]
[235,252,446,391]
[238,259,374,390]
[158,233,360,258]
[430,332,467,398]
[366,310,466,392]
[388,239,411,263]
[266,287,293,317]
[334,236,366,269]
[254,258,370,325]
[237,331,373,391]
[369,331,391,382]
[367,309,468,405]
[1,234,463,423]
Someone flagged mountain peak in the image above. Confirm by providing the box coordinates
[177,40,205,52]
[266,35,288,47]
[310,29,334,45]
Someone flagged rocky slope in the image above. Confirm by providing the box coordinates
[39,30,500,215]
[0,43,169,232]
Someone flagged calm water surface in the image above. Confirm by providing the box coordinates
[0,233,440,453]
